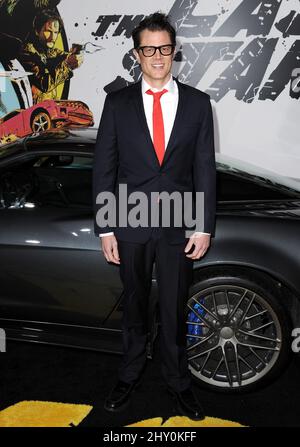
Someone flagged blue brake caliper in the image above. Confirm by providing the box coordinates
[187,300,205,344]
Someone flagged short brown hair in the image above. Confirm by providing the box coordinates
[132,12,176,48]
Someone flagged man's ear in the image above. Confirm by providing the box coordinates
[172,45,176,61]
[133,48,140,64]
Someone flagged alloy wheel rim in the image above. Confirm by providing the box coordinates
[33,115,50,132]
[186,284,282,388]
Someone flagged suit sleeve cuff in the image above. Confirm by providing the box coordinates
[190,232,211,237]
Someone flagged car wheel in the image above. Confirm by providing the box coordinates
[186,273,291,392]
[31,112,51,133]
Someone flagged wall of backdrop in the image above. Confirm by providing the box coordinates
[0,0,299,177]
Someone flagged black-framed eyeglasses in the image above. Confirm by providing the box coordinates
[137,44,175,57]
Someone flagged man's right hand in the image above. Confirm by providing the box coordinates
[100,235,120,264]
[66,53,83,69]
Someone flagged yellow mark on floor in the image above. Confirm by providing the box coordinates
[0,401,93,427]
[127,415,245,427]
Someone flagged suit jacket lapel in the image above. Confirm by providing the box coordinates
[131,81,161,168]
[162,77,187,167]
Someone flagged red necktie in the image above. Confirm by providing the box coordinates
[146,89,168,165]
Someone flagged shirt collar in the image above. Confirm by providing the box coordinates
[142,75,176,95]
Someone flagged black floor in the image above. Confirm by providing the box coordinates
[1,339,300,427]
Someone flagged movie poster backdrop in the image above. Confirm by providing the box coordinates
[0,0,299,177]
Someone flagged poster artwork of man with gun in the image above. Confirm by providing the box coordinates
[19,8,83,104]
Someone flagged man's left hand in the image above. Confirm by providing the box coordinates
[184,233,211,260]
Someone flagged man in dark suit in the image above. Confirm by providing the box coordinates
[93,12,216,420]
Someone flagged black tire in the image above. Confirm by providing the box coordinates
[186,272,292,393]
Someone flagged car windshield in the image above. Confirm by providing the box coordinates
[216,153,300,198]
[1,135,300,198]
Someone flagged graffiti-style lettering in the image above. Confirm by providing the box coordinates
[94,15,122,37]
[215,0,283,37]
[259,40,300,101]
[91,0,300,103]
[207,38,278,102]
[275,10,300,37]
[169,0,217,37]
[113,15,145,38]
[176,41,243,86]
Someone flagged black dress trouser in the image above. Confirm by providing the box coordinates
[117,227,194,392]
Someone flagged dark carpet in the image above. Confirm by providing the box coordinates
[0,339,300,427]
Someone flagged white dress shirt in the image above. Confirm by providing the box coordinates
[142,76,178,149]
[100,75,209,238]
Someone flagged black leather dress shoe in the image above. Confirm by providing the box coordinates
[167,387,205,420]
[104,380,138,412]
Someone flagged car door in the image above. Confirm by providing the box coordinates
[0,110,23,139]
[0,150,124,329]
